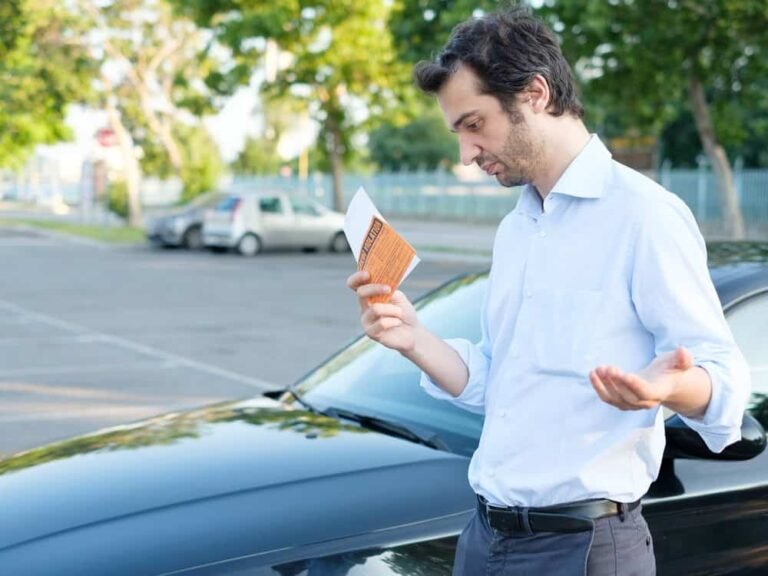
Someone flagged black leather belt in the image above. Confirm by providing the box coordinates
[478,495,641,535]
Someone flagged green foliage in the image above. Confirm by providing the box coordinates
[231,135,282,176]
[0,0,24,57]
[107,180,129,220]
[137,134,175,180]
[176,0,405,207]
[389,0,503,64]
[0,0,95,168]
[177,124,224,203]
[540,0,768,150]
[369,111,457,171]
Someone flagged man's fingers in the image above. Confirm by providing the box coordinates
[605,368,645,408]
[356,284,391,310]
[346,270,370,290]
[594,366,659,410]
[366,316,403,337]
[675,346,693,371]
[590,369,626,408]
[589,371,612,403]
[362,303,403,326]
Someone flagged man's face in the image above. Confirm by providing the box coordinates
[436,64,542,188]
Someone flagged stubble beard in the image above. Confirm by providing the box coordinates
[490,109,543,188]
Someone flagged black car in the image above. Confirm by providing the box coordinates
[1,243,767,576]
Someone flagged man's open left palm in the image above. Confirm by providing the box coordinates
[590,347,693,411]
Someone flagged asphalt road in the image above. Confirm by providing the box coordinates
[0,227,485,455]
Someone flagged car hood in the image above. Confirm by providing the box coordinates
[0,396,473,556]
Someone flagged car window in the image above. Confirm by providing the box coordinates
[297,274,487,453]
[290,198,322,217]
[215,196,240,212]
[725,291,768,411]
[260,197,284,214]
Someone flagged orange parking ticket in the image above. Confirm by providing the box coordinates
[357,216,417,303]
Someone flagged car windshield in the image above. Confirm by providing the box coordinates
[189,192,222,208]
[215,196,241,212]
[294,273,487,455]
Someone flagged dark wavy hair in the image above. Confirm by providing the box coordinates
[413,7,584,118]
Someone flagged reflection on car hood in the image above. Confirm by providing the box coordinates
[0,397,473,556]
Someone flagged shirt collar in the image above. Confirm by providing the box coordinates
[549,134,612,199]
[513,134,612,218]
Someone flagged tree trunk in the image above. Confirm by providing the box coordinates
[688,71,745,240]
[136,83,183,174]
[106,100,142,227]
[326,119,345,212]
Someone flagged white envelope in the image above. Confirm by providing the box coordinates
[343,187,420,279]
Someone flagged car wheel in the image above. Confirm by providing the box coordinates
[330,232,350,253]
[237,234,262,257]
[182,226,203,250]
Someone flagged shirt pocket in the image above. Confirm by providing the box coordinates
[527,288,602,378]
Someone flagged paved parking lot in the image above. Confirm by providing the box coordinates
[0,227,485,454]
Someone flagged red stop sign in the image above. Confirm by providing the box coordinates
[96,128,118,147]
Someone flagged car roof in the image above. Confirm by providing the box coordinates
[707,242,768,309]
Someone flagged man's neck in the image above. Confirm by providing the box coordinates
[533,121,591,200]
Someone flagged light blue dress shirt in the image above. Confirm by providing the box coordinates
[421,135,751,507]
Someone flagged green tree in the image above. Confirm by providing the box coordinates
[389,0,501,64]
[541,0,768,239]
[177,123,224,202]
[231,135,282,176]
[368,109,457,171]
[0,0,94,168]
[177,0,403,211]
[78,0,223,223]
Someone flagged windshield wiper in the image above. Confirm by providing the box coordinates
[321,406,449,451]
[280,388,322,414]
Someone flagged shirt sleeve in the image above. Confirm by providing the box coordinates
[418,278,492,415]
[630,194,751,453]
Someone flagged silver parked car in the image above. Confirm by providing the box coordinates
[202,191,349,256]
[145,193,223,250]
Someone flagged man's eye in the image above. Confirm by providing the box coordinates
[467,121,480,131]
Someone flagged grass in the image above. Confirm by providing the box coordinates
[0,218,145,244]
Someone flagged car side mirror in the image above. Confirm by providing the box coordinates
[664,412,766,461]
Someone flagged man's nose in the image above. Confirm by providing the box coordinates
[458,135,480,166]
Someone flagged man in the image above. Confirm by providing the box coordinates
[347,7,750,576]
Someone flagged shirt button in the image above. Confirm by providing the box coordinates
[499,410,509,418]
[488,469,496,478]
[539,230,547,237]
[525,290,533,299]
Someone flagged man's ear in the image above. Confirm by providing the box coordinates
[526,74,551,114]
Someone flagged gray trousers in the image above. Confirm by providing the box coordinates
[453,500,656,576]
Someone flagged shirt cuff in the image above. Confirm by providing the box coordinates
[677,360,748,453]
[419,338,488,414]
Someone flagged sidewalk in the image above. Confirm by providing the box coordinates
[0,204,498,262]
[391,218,495,263]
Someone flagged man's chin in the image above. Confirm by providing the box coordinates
[496,173,526,188]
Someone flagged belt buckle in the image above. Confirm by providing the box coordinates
[486,502,524,535]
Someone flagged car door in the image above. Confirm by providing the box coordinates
[171,534,461,575]
[254,195,292,248]
[646,290,768,575]
[288,196,332,248]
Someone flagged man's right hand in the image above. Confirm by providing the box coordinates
[346,271,419,354]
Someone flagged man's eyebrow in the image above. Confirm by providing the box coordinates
[450,111,479,132]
